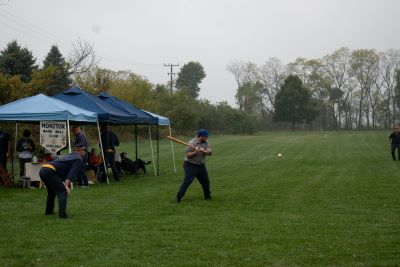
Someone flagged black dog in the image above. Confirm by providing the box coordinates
[120,152,151,174]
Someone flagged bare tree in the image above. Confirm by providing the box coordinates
[67,39,98,78]
[226,59,246,88]
[323,47,352,128]
[378,49,400,127]
[350,49,379,129]
[259,57,286,112]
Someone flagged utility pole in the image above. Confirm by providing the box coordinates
[164,63,179,94]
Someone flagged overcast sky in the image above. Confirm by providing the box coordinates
[1,0,400,106]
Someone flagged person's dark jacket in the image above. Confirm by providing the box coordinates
[47,152,83,182]
[389,132,400,144]
[16,138,35,153]
[101,131,120,151]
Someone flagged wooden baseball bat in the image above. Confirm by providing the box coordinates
[166,136,195,148]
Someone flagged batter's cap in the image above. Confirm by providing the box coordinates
[197,129,209,137]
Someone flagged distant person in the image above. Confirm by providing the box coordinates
[16,129,35,177]
[176,129,212,203]
[87,148,104,180]
[72,126,89,187]
[39,146,85,219]
[100,125,120,181]
[0,127,11,172]
[389,126,400,161]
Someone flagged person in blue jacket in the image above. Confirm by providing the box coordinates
[39,146,86,219]
[72,126,89,186]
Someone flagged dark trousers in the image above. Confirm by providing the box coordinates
[39,168,68,218]
[391,144,400,160]
[177,161,211,200]
[19,158,31,176]
[77,160,89,186]
[105,151,120,181]
[0,155,7,171]
[0,155,6,183]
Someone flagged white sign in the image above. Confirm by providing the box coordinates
[40,121,67,153]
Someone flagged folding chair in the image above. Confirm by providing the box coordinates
[0,164,14,187]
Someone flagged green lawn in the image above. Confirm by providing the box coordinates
[1,131,399,266]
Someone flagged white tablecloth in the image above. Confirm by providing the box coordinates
[24,162,43,182]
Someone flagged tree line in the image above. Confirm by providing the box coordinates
[1,41,399,137]
[227,47,400,130]
[0,40,256,138]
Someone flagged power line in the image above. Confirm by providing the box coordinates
[0,17,63,47]
[0,9,171,79]
[0,9,71,49]
[164,63,179,94]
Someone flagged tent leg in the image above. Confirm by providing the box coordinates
[97,122,109,184]
[13,123,18,182]
[67,119,71,153]
[135,125,138,176]
[67,119,73,189]
[157,125,159,176]
[168,125,177,173]
[148,125,156,176]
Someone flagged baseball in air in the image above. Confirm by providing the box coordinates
[277,153,282,157]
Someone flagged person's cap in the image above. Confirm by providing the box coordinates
[197,129,209,137]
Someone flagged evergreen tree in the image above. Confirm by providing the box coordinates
[0,40,37,82]
[42,45,71,95]
[43,45,65,68]
[176,61,206,99]
[274,75,317,130]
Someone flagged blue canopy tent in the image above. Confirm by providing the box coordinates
[54,87,152,181]
[53,87,139,124]
[97,92,165,175]
[142,110,170,126]
[0,93,99,182]
[0,93,98,123]
[98,92,158,125]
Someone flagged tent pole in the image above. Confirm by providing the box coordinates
[148,125,156,175]
[67,119,73,189]
[135,125,138,176]
[67,119,71,153]
[157,125,159,176]
[98,121,109,184]
[168,125,177,173]
[13,122,18,182]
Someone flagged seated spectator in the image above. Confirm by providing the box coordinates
[88,148,106,182]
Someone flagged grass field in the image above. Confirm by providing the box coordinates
[1,131,399,266]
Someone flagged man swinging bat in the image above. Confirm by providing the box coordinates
[172,129,212,203]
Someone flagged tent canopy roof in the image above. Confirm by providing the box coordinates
[0,93,98,122]
[98,92,158,125]
[143,110,170,126]
[53,87,138,124]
